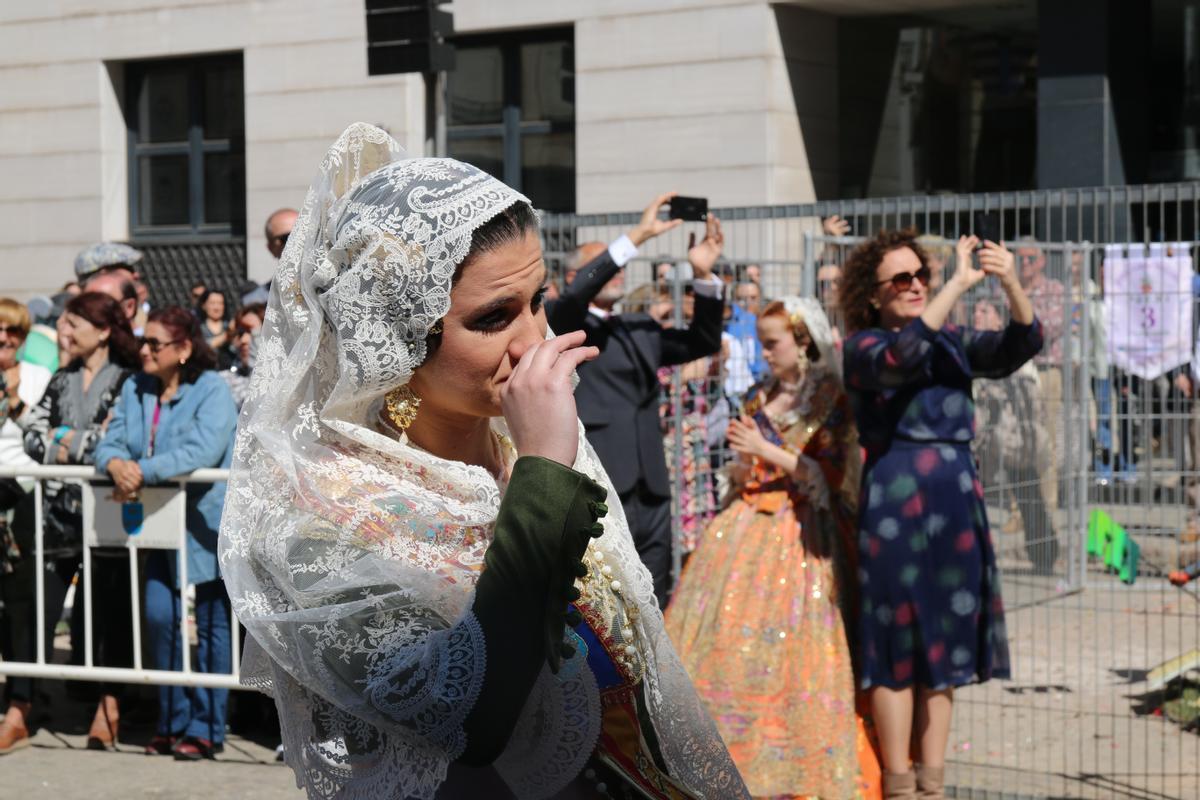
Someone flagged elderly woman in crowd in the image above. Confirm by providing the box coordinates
[12,292,140,751]
[0,298,54,755]
[95,306,238,761]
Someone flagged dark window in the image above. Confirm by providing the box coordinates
[447,29,575,212]
[834,21,1038,197]
[126,54,245,237]
[1147,0,1200,182]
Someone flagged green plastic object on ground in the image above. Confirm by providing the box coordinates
[1087,508,1138,585]
[1117,532,1140,584]
[18,324,58,373]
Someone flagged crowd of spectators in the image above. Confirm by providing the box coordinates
[0,208,296,759]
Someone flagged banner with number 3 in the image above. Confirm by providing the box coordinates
[1103,243,1193,380]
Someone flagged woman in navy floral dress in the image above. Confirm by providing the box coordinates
[840,230,1041,800]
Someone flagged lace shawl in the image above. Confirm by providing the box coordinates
[217,124,747,800]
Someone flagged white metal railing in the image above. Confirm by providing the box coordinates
[0,464,241,689]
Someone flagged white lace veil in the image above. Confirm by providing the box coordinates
[782,295,838,375]
[218,123,746,800]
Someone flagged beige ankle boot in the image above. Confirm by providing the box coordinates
[883,769,918,799]
[916,763,945,799]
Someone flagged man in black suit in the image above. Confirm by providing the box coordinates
[547,194,725,606]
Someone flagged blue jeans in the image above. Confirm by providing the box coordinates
[145,552,230,742]
[1093,377,1114,475]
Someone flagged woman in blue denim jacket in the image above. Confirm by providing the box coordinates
[94,306,237,761]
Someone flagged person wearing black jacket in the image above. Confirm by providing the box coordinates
[547,196,726,606]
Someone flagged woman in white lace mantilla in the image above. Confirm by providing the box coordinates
[217,123,748,800]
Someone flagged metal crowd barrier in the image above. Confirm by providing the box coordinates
[0,464,241,690]
[538,191,1200,797]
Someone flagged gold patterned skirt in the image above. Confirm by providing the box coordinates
[665,491,867,799]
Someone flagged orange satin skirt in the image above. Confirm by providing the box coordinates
[666,492,881,799]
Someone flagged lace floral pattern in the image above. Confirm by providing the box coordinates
[218,124,747,799]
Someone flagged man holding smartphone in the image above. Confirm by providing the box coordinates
[546,192,726,607]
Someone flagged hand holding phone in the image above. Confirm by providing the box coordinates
[668,196,708,222]
[973,211,1001,250]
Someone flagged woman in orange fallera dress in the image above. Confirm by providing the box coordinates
[666,297,881,799]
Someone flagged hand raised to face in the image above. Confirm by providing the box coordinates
[500,330,599,467]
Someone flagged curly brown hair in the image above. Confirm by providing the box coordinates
[839,227,929,333]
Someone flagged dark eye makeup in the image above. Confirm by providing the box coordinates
[469,285,549,334]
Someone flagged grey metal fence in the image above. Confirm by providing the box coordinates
[541,183,1200,799]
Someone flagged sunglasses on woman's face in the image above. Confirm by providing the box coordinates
[876,265,932,292]
[137,336,183,354]
[0,325,25,337]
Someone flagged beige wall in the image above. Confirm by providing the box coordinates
[0,0,870,295]
[0,0,423,294]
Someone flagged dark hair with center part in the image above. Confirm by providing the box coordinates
[453,202,540,285]
[423,202,540,362]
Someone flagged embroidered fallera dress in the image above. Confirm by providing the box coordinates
[297,438,707,799]
[666,367,880,799]
[843,317,1042,690]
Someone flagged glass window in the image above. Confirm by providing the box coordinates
[1148,0,1200,181]
[138,156,189,226]
[826,13,1037,196]
[520,42,573,123]
[127,54,246,236]
[203,152,245,225]
[203,63,245,142]
[448,46,505,126]
[521,133,575,213]
[447,29,575,211]
[140,67,189,144]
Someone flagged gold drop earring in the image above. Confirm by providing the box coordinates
[385,384,421,432]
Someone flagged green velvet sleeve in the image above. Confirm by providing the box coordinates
[460,456,608,766]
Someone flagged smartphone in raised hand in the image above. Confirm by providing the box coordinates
[973,211,1001,250]
[668,196,708,222]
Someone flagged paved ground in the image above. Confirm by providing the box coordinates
[0,670,303,799]
[3,516,1198,799]
[5,734,304,800]
[945,524,1200,800]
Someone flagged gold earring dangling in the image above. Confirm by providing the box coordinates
[795,346,809,374]
[385,384,421,432]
